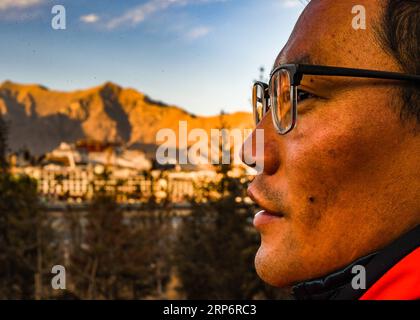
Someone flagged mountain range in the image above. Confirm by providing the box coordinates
[0,81,252,156]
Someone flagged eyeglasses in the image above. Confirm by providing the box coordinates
[252,64,420,135]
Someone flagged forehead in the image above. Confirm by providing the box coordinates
[274,0,396,71]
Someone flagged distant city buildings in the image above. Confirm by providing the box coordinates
[10,140,238,205]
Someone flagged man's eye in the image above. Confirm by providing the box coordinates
[297,89,316,102]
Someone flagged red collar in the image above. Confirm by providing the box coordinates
[360,247,420,300]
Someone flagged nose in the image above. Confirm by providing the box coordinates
[240,110,280,175]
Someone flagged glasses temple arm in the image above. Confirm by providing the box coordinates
[296,64,420,82]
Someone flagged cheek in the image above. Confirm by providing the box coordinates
[282,93,399,226]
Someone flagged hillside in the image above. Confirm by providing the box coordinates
[0,81,253,156]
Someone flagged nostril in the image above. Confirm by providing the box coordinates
[240,146,258,168]
[240,132,260,167]
[241,117,280,176]
[261,139,280,175]
[244,159,257,168]
[240,143,265,174]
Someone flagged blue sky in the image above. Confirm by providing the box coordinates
[0,0,307,116]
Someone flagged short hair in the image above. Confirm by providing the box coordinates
[377,0,420,124]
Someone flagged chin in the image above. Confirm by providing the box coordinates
[254,245,297,288]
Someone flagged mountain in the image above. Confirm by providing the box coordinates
[0,81,253,156]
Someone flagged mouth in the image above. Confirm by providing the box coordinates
[253,209,285,229]
[247,188,285,229]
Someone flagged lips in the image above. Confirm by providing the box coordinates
[247,187,285,229]
[253,210,285,229]
[255,206,284,218]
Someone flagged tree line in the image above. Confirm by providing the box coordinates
[0,114,290,299]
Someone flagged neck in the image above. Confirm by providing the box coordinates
[292,224,420,300]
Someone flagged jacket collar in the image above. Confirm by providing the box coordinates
[292,224,420,300]
[292,252,376,300]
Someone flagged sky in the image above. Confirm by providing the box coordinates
[0,0,307,116]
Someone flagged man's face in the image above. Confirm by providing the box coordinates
[243,0,420,287]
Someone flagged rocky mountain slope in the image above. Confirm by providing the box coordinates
[0,81,253,156]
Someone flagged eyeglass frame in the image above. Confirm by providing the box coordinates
[253,64,420,135]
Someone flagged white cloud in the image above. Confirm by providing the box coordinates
[0,0,44,11]
[107,0,185,29]
[186,26,211,40]
[280,0,306,8]
[107,0,227,30]
[80,14,100,24]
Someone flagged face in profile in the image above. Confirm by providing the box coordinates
[242,0,420,287]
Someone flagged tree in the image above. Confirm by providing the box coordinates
[0,114,8,173]
[68,188,172,299]
[0,114,57,299]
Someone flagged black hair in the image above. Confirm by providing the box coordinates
[378,0,420,124]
